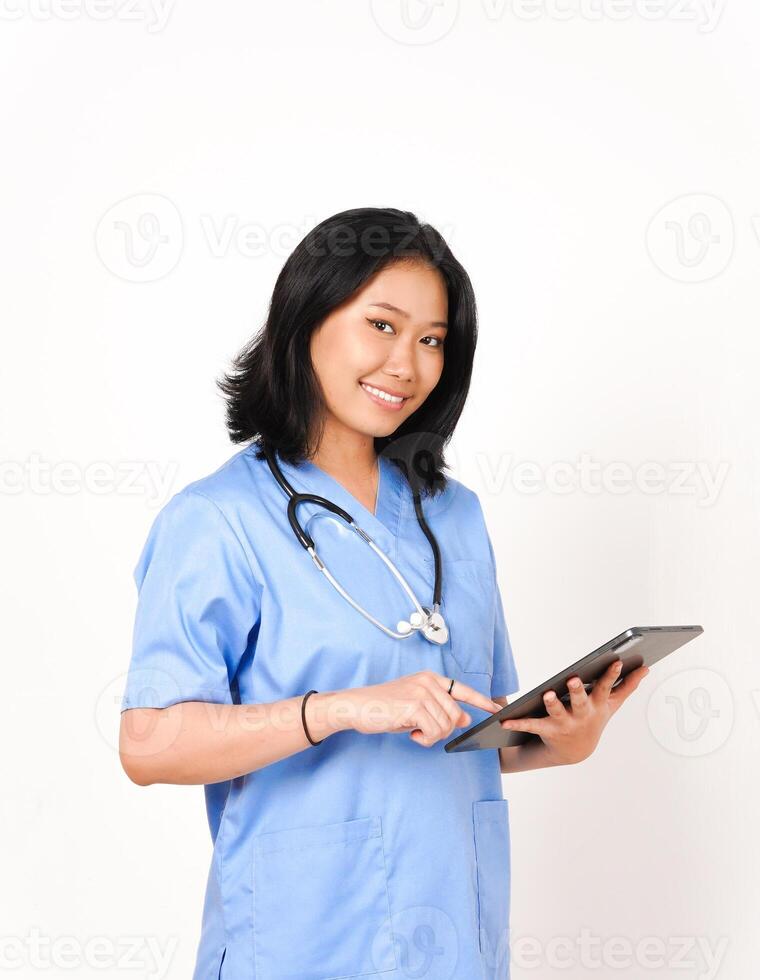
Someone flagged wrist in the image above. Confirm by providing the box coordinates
[303,690,355,741]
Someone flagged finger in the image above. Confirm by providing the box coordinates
[410,705,446,746]
[429,687,471,730]
[566,676,591,714]
[542,689,568,720]
[592,659,624,703]
[498,716,549,737]
[422,697,455,736]
[439,675,502,714]
[609,665,650,707]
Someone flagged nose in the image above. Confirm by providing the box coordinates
[381,336,416,383]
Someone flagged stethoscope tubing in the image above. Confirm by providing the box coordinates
[262,441,446,643]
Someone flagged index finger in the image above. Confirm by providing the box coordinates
[440,676,502,714]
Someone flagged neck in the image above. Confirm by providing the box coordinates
[308,419,378,481]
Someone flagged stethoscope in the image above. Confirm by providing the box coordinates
[262,442,449,645]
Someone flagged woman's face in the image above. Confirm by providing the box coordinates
[309,260,448,443]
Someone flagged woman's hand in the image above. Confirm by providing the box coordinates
[498,660,650,765]
[333,671,503,747]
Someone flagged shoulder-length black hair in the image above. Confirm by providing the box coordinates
[217,207,478,498]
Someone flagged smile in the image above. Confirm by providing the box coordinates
[359,382,410,410]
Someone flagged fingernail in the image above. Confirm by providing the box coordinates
[544,691,556,701]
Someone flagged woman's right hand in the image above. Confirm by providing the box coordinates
[331,671,504,747]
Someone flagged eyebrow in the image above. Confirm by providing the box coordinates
[368,302,448,330]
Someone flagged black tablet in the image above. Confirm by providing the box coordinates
[444,625,704,753]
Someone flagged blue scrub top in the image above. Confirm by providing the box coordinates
[121,439,520,980]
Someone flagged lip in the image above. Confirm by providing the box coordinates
[359,381,411,411]
[359,381,410,399]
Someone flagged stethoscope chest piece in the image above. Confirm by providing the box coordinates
[397,607,449,645]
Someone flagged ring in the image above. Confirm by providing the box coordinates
[447,677,455,695]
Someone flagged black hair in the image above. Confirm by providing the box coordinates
[216,207,478,497]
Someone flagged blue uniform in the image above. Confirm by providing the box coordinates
[121,440,520,979]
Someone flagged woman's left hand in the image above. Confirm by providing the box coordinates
[498,659,650,765]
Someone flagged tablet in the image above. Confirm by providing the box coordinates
[444,625,704,753]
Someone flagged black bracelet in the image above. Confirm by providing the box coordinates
[301,689,324,746]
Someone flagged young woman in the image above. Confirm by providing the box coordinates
[119,207,648,980]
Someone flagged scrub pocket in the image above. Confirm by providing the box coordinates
[472,799,512,969]
[438,558,497,677]
[252,814,397,980]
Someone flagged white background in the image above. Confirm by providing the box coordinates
[2,1,756,977]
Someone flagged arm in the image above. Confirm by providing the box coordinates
[120,671,499,786]
[120,691,348,786]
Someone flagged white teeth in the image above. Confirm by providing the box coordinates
[361,383,404,404]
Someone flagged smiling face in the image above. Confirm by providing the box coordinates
[308,259,449,447]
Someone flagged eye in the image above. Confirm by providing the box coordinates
[367,318,394,334]
[366,318,445,349]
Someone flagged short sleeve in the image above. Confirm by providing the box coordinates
[121,489,262,712]
[482,519,520,700]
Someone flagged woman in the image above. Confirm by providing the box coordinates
[119,207,648,980]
